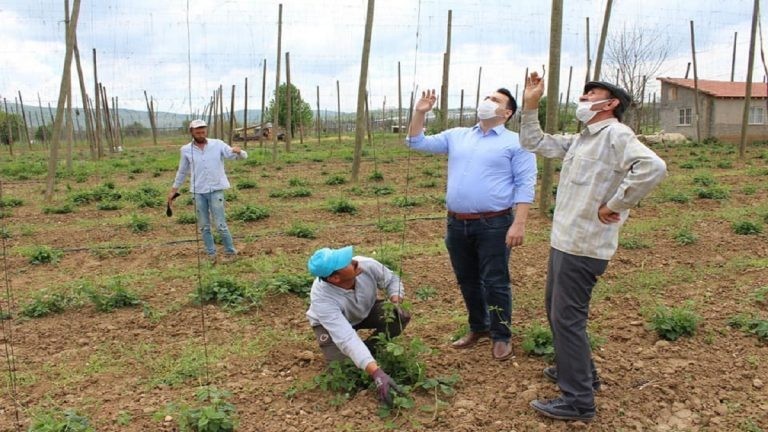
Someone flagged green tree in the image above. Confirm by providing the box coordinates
[123,121,147,137]
[267,83,313,135]
[0,112,23,145]
[35,124,52,141]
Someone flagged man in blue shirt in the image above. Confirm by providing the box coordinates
[167,120,247,263]
[406,88,537,360]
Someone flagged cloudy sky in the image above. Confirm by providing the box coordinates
[0,0,763,116]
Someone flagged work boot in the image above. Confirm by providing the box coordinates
[450,331,490,349]
[531,397,595,422]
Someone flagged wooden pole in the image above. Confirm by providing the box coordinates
[65,90,73,169]
[100,84,114,151]
[144,90,158,146]
[218,84,224,140]
[439,10,452,131]
[593,0,613,81]
[17,92,32,149]
[3,98,14,155]
[46,0,81,200]
[316,85,321,144]
[397,61,403,138]
[336,79,342,145]
[229,84,236,144]
[260,58,267,150]
[561,65,573,132]
[739,0,759,159]
[298,90,304,145]
[685,62,691,79]
[37,94,47,147]
[459,89,464,127]
[272,3,283,162]
[731,32,738,82]
[474,66,482,124]
[73,39,95,158]
[585,17,592,85]
[243,77,249,148]
[690,21,702,143]
[114,96,123,150]
[350,0,375,182]
[541,0,563,216]
[285,51,292,150]
[92,48,103,158]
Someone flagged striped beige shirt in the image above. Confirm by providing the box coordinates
[519,110,667,260]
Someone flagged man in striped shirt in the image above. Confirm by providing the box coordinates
[520,73,667,422]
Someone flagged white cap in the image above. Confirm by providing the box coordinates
[265,122,273,128]
[189,119,207,129]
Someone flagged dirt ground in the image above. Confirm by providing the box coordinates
[0,138,767,431]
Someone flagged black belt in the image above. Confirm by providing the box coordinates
[448,208,510,220]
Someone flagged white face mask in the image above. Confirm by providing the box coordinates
[575,99,610,123]
[477,99,500,120]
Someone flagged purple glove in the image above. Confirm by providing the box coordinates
[372,368,403,407]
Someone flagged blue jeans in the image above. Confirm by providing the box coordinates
[445,213,513,341]
[194,190,236,256]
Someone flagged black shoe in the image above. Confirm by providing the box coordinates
[530,397,595,422]
[543,366,601,391]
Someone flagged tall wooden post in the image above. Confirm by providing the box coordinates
[243,77,249,148]
[3,98,14,156]
[561,66,573,131]
[229,84,236,144]
[541,0,563,216]
[260,59,267,150]
[46,0,81,200]
[272,3,283,162]
[37,94,48,146]
[397,61,403,138]
[584,17,591,86]
[439,10,452,131]
[459,89,464,127]
[350,0,375,182]
[73,40,95,158]
[144,90,158,146]
[739,0,759,159]
[17,92,32,149]
[690,21,702,143]
[92,48,103,158]
[285,51,293,150]
[336,79,342,145]
[731,32,738,82]
[316,85,321,144]
[65,90,74,169]
[218,85,225,140]
[593,0,613,81]
[474,66,482,123]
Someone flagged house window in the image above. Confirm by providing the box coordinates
[678,108,692,126]
[668,87,678,101]
[749,106,765,125]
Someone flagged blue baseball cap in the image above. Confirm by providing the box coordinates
[307,246,354,277]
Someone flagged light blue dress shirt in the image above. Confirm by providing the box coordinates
[171,138,247,193]
[407,124,537,213]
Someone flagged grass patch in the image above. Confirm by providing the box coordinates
[129,213,151,233]
[327,198,357,214]
[285,222,316,239]
[23,245,64,265]
[728,314,768,343]
[732,221,763,235]
[230,204,270,222]
[673,228,698,245]
[85,277,142,312]
[42,203,74,214]
[648,304,700,341]
[28,408,95,432]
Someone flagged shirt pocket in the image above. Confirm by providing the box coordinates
[566,154,598,186]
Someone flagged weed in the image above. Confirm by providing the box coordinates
[192,276,263,311]
[43,203,74,214]
[728,314,768,342]
[732,221,763,235]
[741,185,758,195]
[392,196,419,208]
[230,204,270,222]
[521,322,554,360]
[0,196,23,207]
[376,219,404,233]
[24,245,64,264]
[368,171,384,181]
[126,184,163,208]
[89,245,132,259]
[29,408,95,432]
[96,201,122,211]
[692,173,716,186]
[0,227,10,239]
[618,237,651,249]
[129,213,151,233]
[325,174,347,185]
[417,179,438,188]
[269,187,312,198]
[177,213,197,224]
[85,278,142,312]
[257,274,314,298]
[161,386,237,432]
[20,290,80,318]
[371,185,395,196]
[116,410,132,426]
[414,286,437,301]
[285,222,316,239]
[288,177,308,186]
[673,228,698,245]
[235,179,257,190]
[327,198,357,214]
[695,186,730,200]
[739,418,764,432]
[648,304,700,341]
[752,285,768,306]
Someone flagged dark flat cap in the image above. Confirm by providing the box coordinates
[584,81,632,120]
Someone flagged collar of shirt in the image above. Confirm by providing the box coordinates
[585,117,618,135]
[471,123,508,136]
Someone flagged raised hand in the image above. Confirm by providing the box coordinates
[414,89,437,113]
[524,72,545,106]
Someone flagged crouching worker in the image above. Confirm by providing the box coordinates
[306,246,411,406]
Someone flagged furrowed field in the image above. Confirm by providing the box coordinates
[0,134,766,431]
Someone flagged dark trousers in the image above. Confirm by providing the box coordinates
[546,247,608,409]
[313,299,411,363]
[445,213,513,341]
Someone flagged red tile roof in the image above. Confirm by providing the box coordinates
[657,77,768,98]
